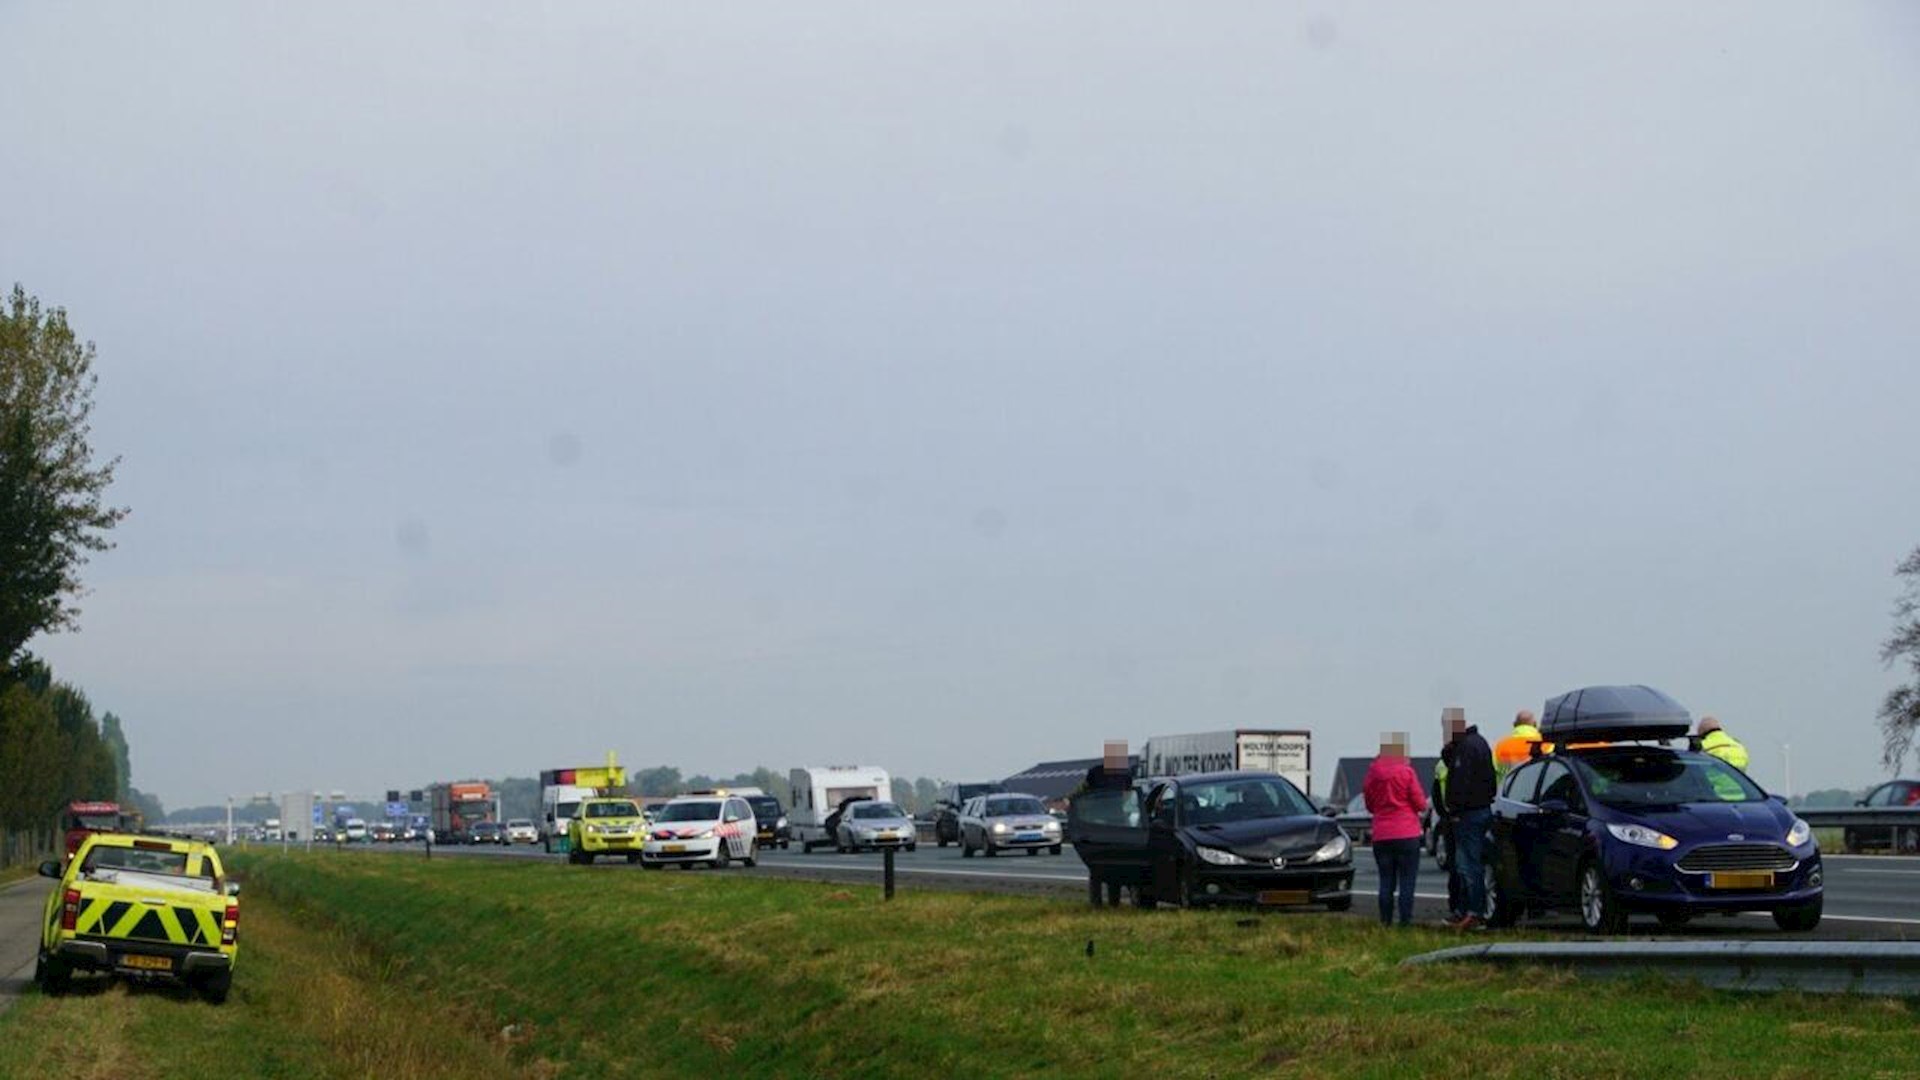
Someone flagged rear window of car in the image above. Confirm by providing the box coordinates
[82,844,190,877]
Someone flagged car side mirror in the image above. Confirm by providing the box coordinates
[1319,805,1338,819]
[37,859,60,880]
[225,882,242,897]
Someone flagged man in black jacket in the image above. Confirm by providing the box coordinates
[1440,713,1497,929]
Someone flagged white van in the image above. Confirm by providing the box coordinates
[542,783,596,853]
[787,766,892,852]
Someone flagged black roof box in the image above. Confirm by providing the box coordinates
[1540,685,1691,743]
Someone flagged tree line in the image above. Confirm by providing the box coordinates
[1,285,139,844]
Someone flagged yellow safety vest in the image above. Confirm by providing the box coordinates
[1701,729,1749,770]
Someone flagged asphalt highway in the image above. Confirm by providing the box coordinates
[0,878,49,1013]
[388,839,1920,940]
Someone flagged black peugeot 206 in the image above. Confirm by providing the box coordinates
[1069,770,1354,910]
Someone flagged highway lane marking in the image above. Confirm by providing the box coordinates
[1840,869,1920,876]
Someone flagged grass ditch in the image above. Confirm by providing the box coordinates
[3,851,1916,1078]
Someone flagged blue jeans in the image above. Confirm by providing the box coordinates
[1451,807,1492,919]
[1372,838,1421,925]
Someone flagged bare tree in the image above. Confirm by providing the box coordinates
[1879,546,1920,771]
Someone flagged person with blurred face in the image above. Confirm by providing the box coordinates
[1362,732,1428,926]
[1493,709,1544,778]
[1441,710,1497,930]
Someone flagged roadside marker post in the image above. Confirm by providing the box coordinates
[884,848,896,900]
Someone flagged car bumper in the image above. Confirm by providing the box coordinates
[1190,864,1355,906]
[984,831,1062,850]
[577,831,644,852]
[847,831,916,849]
[1604,847,1825,913]
[55,935,233,981]
[755,826,789,844]
[642,837,722,861]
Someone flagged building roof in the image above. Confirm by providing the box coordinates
[1002,757,1141,801]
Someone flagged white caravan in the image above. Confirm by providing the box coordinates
[787,766,892,852]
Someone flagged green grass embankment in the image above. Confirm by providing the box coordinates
[2,852,1915,1078]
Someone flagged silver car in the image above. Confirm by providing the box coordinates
[959,793,1063,856]
[835,800,918,853]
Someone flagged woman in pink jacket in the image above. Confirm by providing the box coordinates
[1362,734,1429,927]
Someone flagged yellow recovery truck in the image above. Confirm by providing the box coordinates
[35,833,240,1003]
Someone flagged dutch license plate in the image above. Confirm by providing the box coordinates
[1257,890,1310,906]
[663,843,686,853]
[121,953,173,972]
[1708,871,1774,889]
[1018,833,1041,841]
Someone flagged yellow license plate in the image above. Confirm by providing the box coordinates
[663,843,685,853]
[1708,871,1774,889]
[121,953,173,971]
[1256,890,1310,906]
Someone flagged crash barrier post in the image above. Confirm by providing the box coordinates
[884,848,895,900]
[1404,941,1920,996]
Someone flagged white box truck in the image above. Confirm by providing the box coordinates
[1142,730,1313,797]
[787,765,892,852]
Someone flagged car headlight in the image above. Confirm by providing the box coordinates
[1785,818,1812,848]
[776,817,787,828]
[695,829,715,840]
[1195,846,1249,866]
[1043,822,1061,833]
[991,822,1009,834]
[1308,834,1351,863]
[1606,822,1679,850]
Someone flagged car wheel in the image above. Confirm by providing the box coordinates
[195,969,232,1005]
[1773,897,1823,932]
[961,839,974,858]
[907,842,917,853]
[1050,844,1063,856]
[984,843,997,858]
[937,836,948,848]
[1578,860,1627,935]
[34,953,70,995]
[743,842,758,868]
[1484,858,1519,928]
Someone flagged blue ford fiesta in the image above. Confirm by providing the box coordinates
[1487,685,1822,934]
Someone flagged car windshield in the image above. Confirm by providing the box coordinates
[585,801,641,818]
[1178,777,1317,825]
[984,797,1046,817]
[82,844,190,877]
[748,797,780,817]
[1575,751,1765,807]
[556,801,581,819]
[852,802,905,819]
[656,801,721,823]
[508,820,531,828]
[73,813,119,830]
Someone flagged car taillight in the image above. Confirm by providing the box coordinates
[61,888,80,931]
[222,904,239,946]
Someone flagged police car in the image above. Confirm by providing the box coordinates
[640,794,760,869]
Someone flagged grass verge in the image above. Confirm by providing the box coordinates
[4,852,1916,1078]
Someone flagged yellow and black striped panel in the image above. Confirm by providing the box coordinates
[75,899,220,945]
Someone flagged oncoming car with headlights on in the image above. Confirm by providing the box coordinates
[1071,771,1353,910]
[641,795,760,869]
[566,798,647,864]
[959,793,1062,856]
[835,800,917,853]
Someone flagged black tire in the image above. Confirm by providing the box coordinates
[1484,858,1519,928]
[1050,844,1063,856]
[961,839,974,858]
[743,842,758,868]
[1773,897,1823,932]
[1578,860,1627,935]
[1087,875,1106,908]
[196,969,232,1005]
[1655,911,1692,930]
[713,843,732,870]
[34,953,70,996]
[984,844,997,858]
[906,843,917,853]
[938,837,949,848]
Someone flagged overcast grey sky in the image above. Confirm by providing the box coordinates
[5,3,1918,809]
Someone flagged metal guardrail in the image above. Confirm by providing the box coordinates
[1793,807,1920,830]
[1405,941,1920,996]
